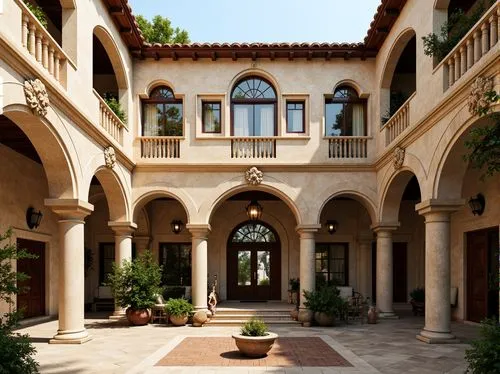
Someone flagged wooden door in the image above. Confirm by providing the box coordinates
[393,243,408,302]
[467,229,492,322]
[16,239,45,319]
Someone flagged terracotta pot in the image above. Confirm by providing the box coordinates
[314,312,335,326]
[290,308,299,321]
[170,314,188,326]
[298,309,314,327]
[126,308,151,326]
[367,306,378,324]
[232,332,278,358]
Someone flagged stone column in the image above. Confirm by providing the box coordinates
[357,240,372,300]
[416,200,462,344]
[133,236,150,256]
[296,224,321,326]
[187,224,211,312]
[372,224,399,318]
[108,222,137,317]
[45,199,94,344]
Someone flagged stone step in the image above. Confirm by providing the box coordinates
[211,315,293,321]
[206,319,300,326]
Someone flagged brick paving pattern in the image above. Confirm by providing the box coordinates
[155,336,353,367]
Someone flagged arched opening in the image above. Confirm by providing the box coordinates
[380,30,416,124]
[325,85,367,136]
[210,190,299,301]
[380,171,424,309]
[142,86,183,137]
[231,76,277,136]
[227,221,281,300]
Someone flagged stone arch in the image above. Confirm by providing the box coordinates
[2,104,77,199]
[203,183,303,226]
[228,68,282,98]
[132,189,195,224]
[380,28,417,90]
[139,79,178,99]
[430,106,498,200]
[333,79,370,99]
[317,190,377,226]
[92,25,128,90]
[379,168,423,223]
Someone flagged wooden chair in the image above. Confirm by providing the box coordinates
[346,292,366,324]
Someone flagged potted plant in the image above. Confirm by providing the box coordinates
[303,286,346,327]
[165,298,193,326]
[106,250,163,326]
[409,287,425,316]
[232,318,278,358]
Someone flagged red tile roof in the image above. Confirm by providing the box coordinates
[103,0,407,60]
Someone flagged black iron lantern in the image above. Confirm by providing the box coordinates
[170,220,183,234]
[246,200,263,220]
[326,220,338,235]
[26,207,43,229]
[468,194,485,216]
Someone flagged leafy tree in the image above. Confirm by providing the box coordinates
[0,229,39,374]
[136,15,190,44]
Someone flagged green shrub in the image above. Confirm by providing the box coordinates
[106,250,163,310]
[409,287,425,303]
[103,94,127,124]
[23,1,48,28]
[0,229,39,373]
[465,318,500,374]
[303,285,346,317]
[165,298,193,317]
[240,318,268,337]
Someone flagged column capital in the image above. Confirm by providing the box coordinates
[108,221,137,235]
[415,199,464,217]
[370,222,399,233]
[187,223,211,238]
[45,199,93,220]
[295,224,321,235]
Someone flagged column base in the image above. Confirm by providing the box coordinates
[378,311,399,319]
[416,329,459,344]
[49,329,92,344]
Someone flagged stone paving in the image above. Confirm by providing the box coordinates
[17,309,480,374]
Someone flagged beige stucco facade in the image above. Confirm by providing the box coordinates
[0,0,499,344]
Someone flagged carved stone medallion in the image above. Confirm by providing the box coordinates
[104,146,116,169]
[245,166,263,185]
[468,76,494,115]
[393,146,405,170]
[24,78,49,116]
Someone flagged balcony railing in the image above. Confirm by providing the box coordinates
[94,91,126,145]
[441,1,499,90]
[231,137,277,158]
[140,137,182,158]
[381,93,414,146]
[18,0,70,86]
[327,136,369,159]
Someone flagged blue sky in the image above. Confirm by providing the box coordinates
[128,0,382,43]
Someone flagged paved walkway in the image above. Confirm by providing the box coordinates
[17,310,479,374]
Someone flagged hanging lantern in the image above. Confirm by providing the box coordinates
[246,200,263,220]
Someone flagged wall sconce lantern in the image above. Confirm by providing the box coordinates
[468,194,485,216]
[170,220,184,234]
[246,200,263,220]
[26,207,43,229]
[326,220,338,235]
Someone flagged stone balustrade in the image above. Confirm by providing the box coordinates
[327,136,369,159]
[19,0,69,86]
[231,137,277,158]
[95,91,126,145]
[442,1,499,90]
[382,93,414,146]
[140,137,182,158]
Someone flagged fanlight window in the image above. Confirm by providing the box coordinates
[231,76,277,136]
[142,85,183,136]
[232,223,276,243]
[325,86,366,136]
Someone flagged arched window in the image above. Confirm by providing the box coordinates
[231,76,277,136]
[142,86,183,136]
[231,222,276,243]
[325,86,366,136]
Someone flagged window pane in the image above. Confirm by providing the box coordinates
[202,102,221,133]
[159,243,191,286]
[238,251,251,286]
[315,243,348,286]
[232,77,276,99]
[234,105,253,136]
[257,251,270,286]
[143,103,160,136]
[325,102,343,136]
[165,103,183,136]
[287,102,304,133]
[255,104,275,136]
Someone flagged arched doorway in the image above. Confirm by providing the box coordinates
[227,221,281,300]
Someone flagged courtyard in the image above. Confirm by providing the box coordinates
[18,307,479,374]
